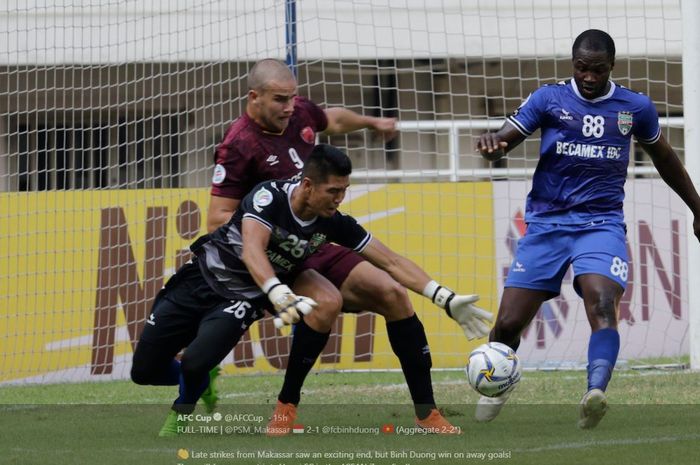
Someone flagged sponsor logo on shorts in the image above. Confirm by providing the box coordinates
[512,261,526,272]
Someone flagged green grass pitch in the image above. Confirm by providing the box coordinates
[1,369,699,465]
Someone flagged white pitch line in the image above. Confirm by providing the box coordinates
[219,370,685,399]
[0,405,42,412]
[515,434,700,453]
[220,379,467,399]
[558,370,687,381]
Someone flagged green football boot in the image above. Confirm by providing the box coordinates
[201,366,221,413]
[158,410,187,437]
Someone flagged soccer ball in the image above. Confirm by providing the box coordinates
[465,342,522,397]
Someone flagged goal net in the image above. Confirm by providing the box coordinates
[0,0,690,384]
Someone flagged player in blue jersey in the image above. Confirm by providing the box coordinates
[476,29,700,429]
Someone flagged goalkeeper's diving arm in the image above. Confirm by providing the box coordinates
[359,238,493,340]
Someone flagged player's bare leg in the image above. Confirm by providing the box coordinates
[267,270,342,436]
[340,261,413,320]
[341,262,458,433]
[476,287,549,422]
[293,270,343,332]
[577,274,623,429]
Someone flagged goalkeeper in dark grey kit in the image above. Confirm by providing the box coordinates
[130,144,493,436]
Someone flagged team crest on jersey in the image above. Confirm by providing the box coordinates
[252,186,273,212]
[308,233,327,251]
[212,164,226,184]
[300,126,315,144]
[617,111,633,135]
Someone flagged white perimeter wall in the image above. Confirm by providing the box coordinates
[0,0,682,64]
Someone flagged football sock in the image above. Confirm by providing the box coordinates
[162,359,181,385]
[587,328,620,392]
[386,314,435,420]
[278,318,330,405]
[173,365,212,414]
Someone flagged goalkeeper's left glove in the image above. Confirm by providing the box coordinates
[423,280,494,340]
[262,277,317,329]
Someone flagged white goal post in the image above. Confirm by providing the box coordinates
[681,0,700,371]
[0,0,697,385]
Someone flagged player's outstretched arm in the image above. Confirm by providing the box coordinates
[323,107,397,141]
[476,123,525,162]
[640,133,700,242]
[357,238,430,293]
[359,238,493,340]
[422,283,493,340]
[207,196,241,233]
[241,218,317,327]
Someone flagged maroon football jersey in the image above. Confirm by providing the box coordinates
[211,96,328,199]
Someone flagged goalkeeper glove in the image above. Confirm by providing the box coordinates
[263,278,317,329]
[423,280,494,340]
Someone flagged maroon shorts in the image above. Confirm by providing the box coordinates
[294,243,365,289]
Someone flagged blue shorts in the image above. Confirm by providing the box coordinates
[504,221,628,297]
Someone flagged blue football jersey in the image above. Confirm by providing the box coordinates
[507,79,661,224]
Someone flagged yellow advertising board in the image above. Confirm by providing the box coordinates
[0,183,496,383]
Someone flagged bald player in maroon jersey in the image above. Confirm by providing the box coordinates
[206,59,492,434]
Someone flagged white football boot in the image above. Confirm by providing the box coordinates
[475,385,515,422]
[578,388,608,429]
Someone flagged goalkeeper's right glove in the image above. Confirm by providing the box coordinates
[423,280,494,340]
[263,278,317,329]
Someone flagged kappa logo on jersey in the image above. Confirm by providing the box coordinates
[266,154,279,166]
[559,108,573,121]
[252,186,274,212]
[212,164,226,184]
[300,126,315,144]
[617,111,633,135]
